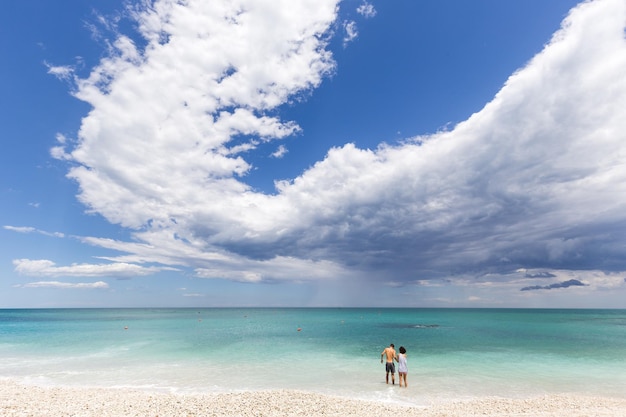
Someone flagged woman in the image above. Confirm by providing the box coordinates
[396,346,408,387]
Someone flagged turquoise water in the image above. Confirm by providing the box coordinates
[1,308,625,405]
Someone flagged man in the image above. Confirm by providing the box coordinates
[380,343,397,384]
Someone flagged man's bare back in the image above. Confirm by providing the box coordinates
[382,346,396,363]
[380,343,397,384]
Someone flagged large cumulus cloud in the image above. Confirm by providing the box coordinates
[18,0,626,294]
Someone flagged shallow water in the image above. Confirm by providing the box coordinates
[1,308,624,405]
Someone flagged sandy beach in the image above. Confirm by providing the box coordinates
[1,380,625,417]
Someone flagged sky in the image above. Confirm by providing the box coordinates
[1,0,626,308]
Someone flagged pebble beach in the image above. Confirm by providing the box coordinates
[2,380,625,417]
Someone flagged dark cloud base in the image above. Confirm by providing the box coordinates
[520,279,586,291]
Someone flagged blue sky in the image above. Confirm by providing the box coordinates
[2,0,626,308]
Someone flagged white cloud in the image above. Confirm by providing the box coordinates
[45,62,74,81]
[17,281,109,289]
[194,255,348,283]
[4,226,36,233]
[55,133,68,145]
[343,20,358,46]
[12,259,164,278]
[58,0,338,230]
[356,2,377,18]
[34,0,626,295]
[271,144,288,158]
[4,226,64,238]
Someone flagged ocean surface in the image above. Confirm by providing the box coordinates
[1,308,625,406]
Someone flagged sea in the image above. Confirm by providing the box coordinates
[1,308,625,406]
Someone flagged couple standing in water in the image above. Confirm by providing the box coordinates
[380,343,408,387]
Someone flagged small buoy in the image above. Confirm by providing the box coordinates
[297,327,302,332]
[124,326,128,330]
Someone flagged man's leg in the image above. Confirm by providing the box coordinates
[385,363,390,384]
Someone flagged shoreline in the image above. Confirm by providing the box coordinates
[2,380,625,417]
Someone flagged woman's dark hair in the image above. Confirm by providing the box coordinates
[399,346,406,354]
